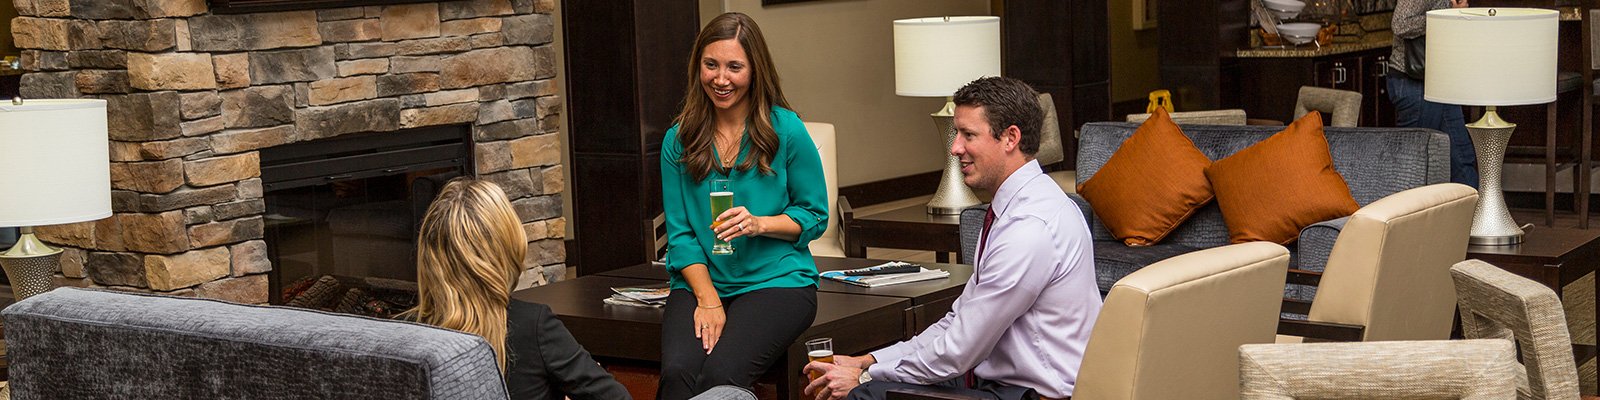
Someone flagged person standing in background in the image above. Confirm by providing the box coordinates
[1388,0,1476,188]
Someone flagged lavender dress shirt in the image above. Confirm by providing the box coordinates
[866,160,1101,399]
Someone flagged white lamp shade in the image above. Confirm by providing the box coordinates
[893,16,1002,97]
[1423,8,1558,106]
[0,99,111,227]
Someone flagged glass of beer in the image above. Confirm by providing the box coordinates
[805,337,834,381]
[710,179,734,255]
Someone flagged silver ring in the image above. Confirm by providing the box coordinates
[739,224,746,231]
[701,325,710,329]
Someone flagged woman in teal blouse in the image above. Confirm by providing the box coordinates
[656,12,828,400]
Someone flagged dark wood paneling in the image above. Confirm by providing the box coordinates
[1159,0,1250,111]
[837,170,940,208]
[564,0,695,276]
[1003,0,1110,170]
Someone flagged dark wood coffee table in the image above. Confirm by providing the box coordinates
[511,275,909,400]
[843,203,964,262]
[1467,226,1600,387]
[597,257,974,336]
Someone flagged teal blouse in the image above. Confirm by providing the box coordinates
[660,106,827,297]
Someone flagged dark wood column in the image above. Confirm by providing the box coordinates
[563,1,697,275]
[1002,0,1111,169]
[1157,0,1249,111]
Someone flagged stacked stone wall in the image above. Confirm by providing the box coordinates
[13,0,567,302]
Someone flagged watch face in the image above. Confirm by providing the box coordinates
[858,371,872,384]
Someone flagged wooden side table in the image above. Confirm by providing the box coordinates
[1467,227,1600,386]
[843,203,963,263]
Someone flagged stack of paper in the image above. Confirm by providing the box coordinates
[820,267,950,288]
[605,284,670,308]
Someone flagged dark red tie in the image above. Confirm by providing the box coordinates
[976,208,996,264]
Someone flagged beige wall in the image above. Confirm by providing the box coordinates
[1109,0,1161,106]
[708,0,992,187]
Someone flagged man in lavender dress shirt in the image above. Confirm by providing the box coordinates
[804,77,1101,400]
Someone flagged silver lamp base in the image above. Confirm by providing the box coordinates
[0,226,62,300]
[927,100,981,214]
[1466,107,1523,246]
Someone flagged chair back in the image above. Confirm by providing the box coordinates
[1124,109,1248,125]
[3,287,508,399]
[644,212,667,262]
[804,122,843,257]
[1452,259,1581,400]
[1239,339,1518,399]
[1293,86,1362,127]
[1307,183,1477,342]
[1074,242,1290,400]
[1036,93,1066,165]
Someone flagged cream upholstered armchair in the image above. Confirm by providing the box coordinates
[1277,183,1478,342]
[804,122,844,257]
[1451,259,1581,400]
[1239,339,1519,399]
[1292,86,1362,128]
[891,241,1290,400]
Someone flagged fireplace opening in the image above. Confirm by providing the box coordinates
[261,125,471,305]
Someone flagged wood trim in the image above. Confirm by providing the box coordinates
[1281,298,1312,315]
[1286,269,1322,286]
[1277,319,1365,342]
[837,170,940,209]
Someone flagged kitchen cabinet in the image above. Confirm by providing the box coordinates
[1226,46,1397,127]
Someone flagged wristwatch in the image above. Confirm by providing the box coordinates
[858,370,873,385]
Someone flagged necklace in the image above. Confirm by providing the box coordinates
[715,133,741,168]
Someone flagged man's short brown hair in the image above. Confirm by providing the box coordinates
[953,76,1043,156]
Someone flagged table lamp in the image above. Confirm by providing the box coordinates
[1424,8,1557,246]
[0,99,111,299]
[893,16,1002,214]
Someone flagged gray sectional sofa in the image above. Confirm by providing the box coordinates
[961,122,1451,303]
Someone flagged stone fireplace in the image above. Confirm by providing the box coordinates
[13,0,566,304]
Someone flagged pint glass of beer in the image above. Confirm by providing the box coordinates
[805,337,834,381]
[710,179,734,255]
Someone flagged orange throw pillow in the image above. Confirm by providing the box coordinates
[1077,108,1213,246]
[1204,111,1358,244]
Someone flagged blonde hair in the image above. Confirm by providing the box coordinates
[407,178,527,371]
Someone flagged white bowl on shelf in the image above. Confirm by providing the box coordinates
[1276,22,1321,44]
[1263,0,1305,20]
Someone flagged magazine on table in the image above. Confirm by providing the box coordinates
[820,262,950,288]
[605,282,670,308]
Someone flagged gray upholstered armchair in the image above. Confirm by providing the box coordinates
[1452,259,1582,399]
[3,288,508,399]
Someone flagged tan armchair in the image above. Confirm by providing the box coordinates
[1452,259,1581,400]
[890,241,1290,400]
[1239,339,1519,399]
[804,122,844,257]
[1292,86,1362,128]
[1278,183,1478,342]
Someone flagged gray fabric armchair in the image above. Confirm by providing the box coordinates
[3,287,509,399]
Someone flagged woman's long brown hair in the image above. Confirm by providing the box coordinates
[405,178,527,371]
[674,12,793,183]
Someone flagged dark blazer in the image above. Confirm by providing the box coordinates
[507,299,632,400]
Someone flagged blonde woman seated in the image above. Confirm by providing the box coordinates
[406,178,631,400]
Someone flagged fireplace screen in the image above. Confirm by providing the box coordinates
[261,125,470,304]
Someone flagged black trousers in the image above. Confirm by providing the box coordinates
[846,373,1042,400]
[657,286,817,400]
